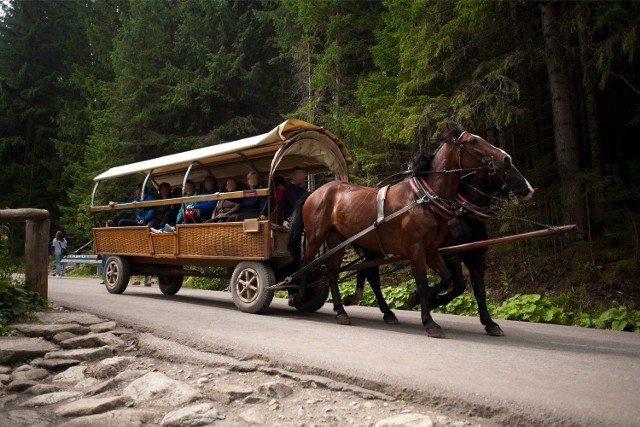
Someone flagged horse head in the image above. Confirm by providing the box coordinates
[438,122,533,201]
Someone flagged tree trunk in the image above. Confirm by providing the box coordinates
[540,2,588,238]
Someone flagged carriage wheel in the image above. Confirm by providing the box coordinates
[158,275,183,295]
[230,262,275,314]
[103,256,130,294]
[293,286,330,313]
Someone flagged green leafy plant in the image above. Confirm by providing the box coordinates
[0,226,46,335]
[494,294,567,324]
[592,307,640,332]
[434,292,479,316]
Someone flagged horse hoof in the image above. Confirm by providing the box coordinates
[485,325,505,337]
[336,314,352,325]
[342,295,360,306]
[425,324,446,339]
[383,313,399,324]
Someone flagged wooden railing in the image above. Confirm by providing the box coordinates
[0,209,50,299]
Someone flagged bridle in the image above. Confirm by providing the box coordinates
[451,131,498,176]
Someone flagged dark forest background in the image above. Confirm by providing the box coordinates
[1,1,639,307]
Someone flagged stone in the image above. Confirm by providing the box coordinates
[0,337,58,363]
[0,365,11,374]
[0,374,11,384]
[53,331,78,344]
[6,380,38,392]
[0,409,49,427]
[9,323,91,338]
[53,365,87,383]
[259,381,294,399]
[73,377,100,390]
[238,407,266,425]
[123,372,202,406]
[89,321,118,333]
[60,332,125,350]
[34,311,106,326]
[114,368,149,383]
[55,396,131,417]
[84,378,117,396]
[375,413,434,427]
[28,383,61,395]
[202,382,254,404]
[59,409,157,427]
[45,345,113,362]
[31,358,81,371]
[243,395,267,404]
[161,402,219,426]
[11,367,49,382]
[14,364,33,372]
[87,356,136,379]
[20,391,82,407]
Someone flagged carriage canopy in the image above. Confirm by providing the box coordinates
[92,119,353,190]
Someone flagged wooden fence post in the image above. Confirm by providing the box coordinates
[25,218,50,300]
[0,208,50,300]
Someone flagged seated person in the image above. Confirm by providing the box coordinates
[149,182,178,230]
[228,171,267,221]
[270,175,287,223]
[109,183,155,226]
[177,180,199,224]
[191,175,218,221]
[206,178,242,223]
[281,167,308,225]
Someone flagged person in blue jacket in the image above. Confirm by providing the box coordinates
[108,183,155,226]
[191,175,218,222]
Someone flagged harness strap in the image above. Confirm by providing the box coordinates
[374,185,390,257]
[454,193,495,222]
[410,176,456,220]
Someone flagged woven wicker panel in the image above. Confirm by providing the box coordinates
[151,233,177,255]
[93,227,151,255]
[177,223,269,259]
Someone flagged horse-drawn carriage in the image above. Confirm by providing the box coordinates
[91,119,350,313]
[92,119,573,338]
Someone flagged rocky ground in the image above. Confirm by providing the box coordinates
[0,305,479,427]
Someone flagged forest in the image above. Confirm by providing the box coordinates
[1,1,639,311]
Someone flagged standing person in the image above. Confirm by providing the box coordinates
[108,183,155,226]
[281,167,308,226]
[51,230,67,278]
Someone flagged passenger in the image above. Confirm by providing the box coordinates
[109,183,155,226]
[270,175,287,223]
[281,167,308,226]
[228,171,268,221]
[149,182,177,230]
[206,178,242,223]
[191,175,218,221]
[177,180,198,224]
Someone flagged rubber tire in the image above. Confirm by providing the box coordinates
[294,286,330,313]
[230,262,275,314]
[103,256,131,294]
[158,275,183,295]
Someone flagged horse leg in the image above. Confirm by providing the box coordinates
[342,269,365,306]
[411,253,451,338]
[467,255,504,336]
[431,255,467,309]
[366,267,398,324]
[326,234,350,325]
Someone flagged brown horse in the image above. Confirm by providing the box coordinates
[288,122,520,338]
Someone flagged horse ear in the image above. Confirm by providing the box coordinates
[446,121,464,137]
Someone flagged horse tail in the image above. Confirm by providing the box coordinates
[287,192,311,264]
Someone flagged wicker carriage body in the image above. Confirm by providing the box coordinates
[93,221,273,265]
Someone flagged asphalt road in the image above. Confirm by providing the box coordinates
[48,277,640,426]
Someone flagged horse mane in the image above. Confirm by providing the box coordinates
[408,121,465,176]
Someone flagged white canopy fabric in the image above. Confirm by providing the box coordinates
[93,119,352,186]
